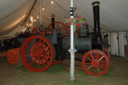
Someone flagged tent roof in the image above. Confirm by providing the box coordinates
[0,0,128,36]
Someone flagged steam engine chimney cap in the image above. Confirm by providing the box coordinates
[92,1,100,6]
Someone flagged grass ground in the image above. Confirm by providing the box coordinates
[0,54,128,85]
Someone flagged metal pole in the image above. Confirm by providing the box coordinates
[40,0,42,25]
[68,0,75,81]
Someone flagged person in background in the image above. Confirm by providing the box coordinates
[103,34,110,49]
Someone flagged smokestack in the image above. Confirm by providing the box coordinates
[51,14,55,29]
[91,1,102,50]
[92,1,100,34]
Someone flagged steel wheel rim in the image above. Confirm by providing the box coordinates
[20,35,55,72]
[102,47,111,61]
[82,50,110,76]
[32,26,38,34]
[46,21,69,36]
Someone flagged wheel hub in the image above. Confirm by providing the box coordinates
[32,48,39,58]
[32,43,42,57]
[91,60,99,67]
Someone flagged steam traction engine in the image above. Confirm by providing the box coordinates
[20,1,110,76]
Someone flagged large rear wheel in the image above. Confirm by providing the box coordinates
[20,35,55,72]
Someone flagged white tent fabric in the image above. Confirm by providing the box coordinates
[110,33,119,55]
[0,0,128,35]
[103,32,127,57]
[0,0,127,57]
[0,0,35,36]
[119,32,127,57]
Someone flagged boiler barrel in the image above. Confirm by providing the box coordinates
[77,36,91,51]
[62,36,92,51]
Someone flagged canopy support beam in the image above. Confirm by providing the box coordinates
[21,0,37,26]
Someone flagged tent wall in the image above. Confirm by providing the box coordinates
[103,32,127,57]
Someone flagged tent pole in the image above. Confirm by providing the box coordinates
[110,33,111,54]
[68,0,75,81]
[117,32,120,56]
[40,0,42,25]
[126,31,128,57]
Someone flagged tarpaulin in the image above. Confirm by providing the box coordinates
[6,48,20,64]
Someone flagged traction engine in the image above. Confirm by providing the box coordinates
[20,1,110,76]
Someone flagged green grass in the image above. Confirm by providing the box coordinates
[76,66,113,77]
[19,62,113,77]
[44,63,67,73]
[19,63,66,73]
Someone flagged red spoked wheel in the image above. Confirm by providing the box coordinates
[20,35,55,72]
[82,50,110,76]
[102,48,111,61]
[32,26,38,34]
[46,21,69,36]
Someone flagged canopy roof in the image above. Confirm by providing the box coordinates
[0,0,128,36]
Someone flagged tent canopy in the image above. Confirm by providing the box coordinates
[0,0,128,36]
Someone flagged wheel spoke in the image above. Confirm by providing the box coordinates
[35,59,37,68]
[98,65,105,70]
[26,45,31,49]
[98,56,105,61]
[27,57,32,61]
[38,58,41,69]
[84,62,91,65]
[41,60,46,66]
[86,57,92,61]
[97,67,100,73]
[38,39,42,43]
[94,53,100,59]
[87,65,92,70]
[26,54,31,56]
[99,62,107,64]
[33,39,37,45]
[39,48,46,52]
[90,53,94,60]
[92,67,95,73]
[40,55,49,62]
[26,49,31,53]
[100,64,106,67]
[31,41,34,47]
[40,47,49,52]
[39,54,47,58]
[30,60,34,65]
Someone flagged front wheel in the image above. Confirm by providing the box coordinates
[82,50,110,76]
